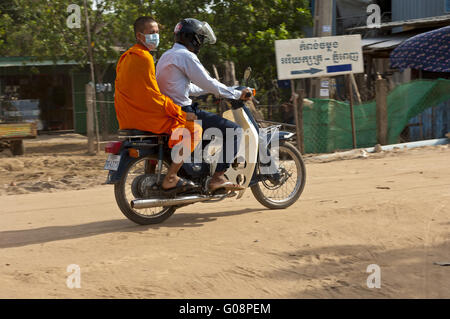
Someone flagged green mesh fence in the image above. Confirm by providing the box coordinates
[304,79,450,153]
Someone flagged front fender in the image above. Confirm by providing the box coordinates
[259,130,294,151]
[275,131,295,141]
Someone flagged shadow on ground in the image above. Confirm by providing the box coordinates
[0,208,264,249]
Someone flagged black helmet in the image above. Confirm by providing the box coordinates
[174,18,216,54]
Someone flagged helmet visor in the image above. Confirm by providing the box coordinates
[199,22,216,44]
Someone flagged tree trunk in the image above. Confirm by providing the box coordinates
[95,68,108,140]
[223,61,238,86]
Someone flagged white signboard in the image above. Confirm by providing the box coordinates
[275,34,364,80]
[320,89,330,97]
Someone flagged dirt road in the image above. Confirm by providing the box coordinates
[0,143,449,298]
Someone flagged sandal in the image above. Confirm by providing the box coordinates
[208,180,245,193]
[161,177,196,195]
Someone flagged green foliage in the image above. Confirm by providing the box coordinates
[154,0,312,91]
[0,0,312,90]
[207,0,311,89]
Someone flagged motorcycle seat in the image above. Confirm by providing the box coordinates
[118,130,170,143]
[118,129,169,137]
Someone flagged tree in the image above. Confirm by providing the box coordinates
[154,0,312,95]
[0,0,154,138]
[0,0,312,126]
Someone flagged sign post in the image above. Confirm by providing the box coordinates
[347,75,357,148]
[275,35,364,150]
[275,34,364,80]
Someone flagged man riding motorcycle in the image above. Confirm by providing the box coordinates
[156,18,252,192]
[114,16,202,194]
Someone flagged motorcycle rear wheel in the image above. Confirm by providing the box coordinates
[114,155,176,225]
[251,142,306,209]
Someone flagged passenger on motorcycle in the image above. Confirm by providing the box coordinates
[114,16,202,194]
[156,18,252,192]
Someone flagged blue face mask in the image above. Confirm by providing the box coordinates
[142,33,159,50]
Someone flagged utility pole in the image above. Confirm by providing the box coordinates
[312,0,333,98]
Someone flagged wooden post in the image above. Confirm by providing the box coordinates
[85,83,95,155]
[297,90,305,154]
[329,78,336,100]
[367,56,374,99]
[431,106,436,139]
[347,75,357,148]
[211,64,221,113]
[375,77,388,145]
[350,73,362,105]
[224,61,238,86]
[212,64,220,80]
[291,80,304,154]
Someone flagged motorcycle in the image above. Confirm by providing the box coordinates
[103,79,306,225]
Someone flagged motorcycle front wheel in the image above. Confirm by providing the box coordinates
[251,142,306,209]
[114,155,176,225]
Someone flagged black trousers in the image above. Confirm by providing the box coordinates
[183,105,241,173]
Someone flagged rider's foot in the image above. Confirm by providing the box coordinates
[208,173,244,192]
[161,175,195,192]
[161,175,179,190]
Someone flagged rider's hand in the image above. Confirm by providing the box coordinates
[240,88,252,101]
[186,112,197,121]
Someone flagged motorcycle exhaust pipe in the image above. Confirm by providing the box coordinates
[131,195,212,209]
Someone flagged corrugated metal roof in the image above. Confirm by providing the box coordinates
[366,38,406,50]
[362,31,422,52]
[361,36,396,47]
[0,57,79,68]
[347,14,450,32]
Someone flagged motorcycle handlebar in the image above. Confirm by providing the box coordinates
[228,86,258,108]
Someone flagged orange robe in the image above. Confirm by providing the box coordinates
[115,44,201,151]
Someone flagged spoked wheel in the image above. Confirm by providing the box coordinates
[251,142,306,209]
[114,156,176,225]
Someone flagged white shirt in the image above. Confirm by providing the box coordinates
[156,43,242,107]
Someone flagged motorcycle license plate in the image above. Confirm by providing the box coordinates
[104,154,121,171]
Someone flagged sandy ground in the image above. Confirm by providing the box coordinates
[0,134,108,195]
[0,134,449,298]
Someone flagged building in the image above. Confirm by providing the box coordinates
[343,0,450,142]
[0,57,117,135]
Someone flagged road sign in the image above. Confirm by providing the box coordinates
[275,34,364,80]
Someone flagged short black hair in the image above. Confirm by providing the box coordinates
[133,16,156,37]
